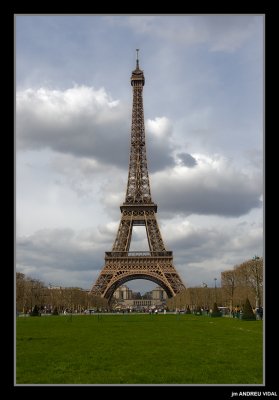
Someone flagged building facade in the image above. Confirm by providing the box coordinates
[113,285,167,310]
[113,285,133,300]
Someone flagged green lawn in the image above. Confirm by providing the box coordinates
[16,314,263,384]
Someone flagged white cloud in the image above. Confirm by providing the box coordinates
[16,85,130,166]
[146,117,175,171]
[146,116,172,138]
[16,150,110,236]
[16,86,176,172]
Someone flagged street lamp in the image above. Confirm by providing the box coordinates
[30,279,35,312]
[49,283,52,312]
[202,282,208,311]
[214,278,217,303]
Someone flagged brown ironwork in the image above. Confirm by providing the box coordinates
[91,51,185,302]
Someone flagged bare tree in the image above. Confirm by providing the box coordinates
[16,274,47,313]
[26,278,46,311]
[221,269,237,311]
[16,272,26,312]
[237,257,263,308]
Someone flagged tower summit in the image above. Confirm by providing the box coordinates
[125,49,151,206]
[91,52,185,302]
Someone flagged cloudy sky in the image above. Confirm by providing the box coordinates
[16,15,264,294]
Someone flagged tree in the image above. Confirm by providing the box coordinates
[237,257,263,308]
[52,306,59,315]
[221,269,236,311]
[249,257,263,308]
[242,298,256,321]
[16,273,46,313]
[16,272,26,312]
[87,292,108,310]
[211,302,222,317]
[30,304,40,316]
[26,278,46,311]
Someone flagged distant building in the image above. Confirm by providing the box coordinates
[114,285,133,300]
[152,286,167,301]
[113,285,167,310]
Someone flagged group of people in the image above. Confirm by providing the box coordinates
[255,307,263,320]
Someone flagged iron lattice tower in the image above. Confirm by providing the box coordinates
[91,51,185,301]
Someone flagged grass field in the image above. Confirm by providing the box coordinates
[16,314,263,384]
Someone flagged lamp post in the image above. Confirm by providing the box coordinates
[30,279,35,312]
[69,288,73,321]
[202,282,208,310]
[49,283,52,312]
[214,278,217,303]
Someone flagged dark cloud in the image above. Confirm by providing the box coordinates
[177,152,197,168]
[152,159,262,217]
[161,218,263,287]
[16,228,105,275]
[16,218,263,290]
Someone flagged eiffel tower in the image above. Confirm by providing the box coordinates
[91,50,185,302]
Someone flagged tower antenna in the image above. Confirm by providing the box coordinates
[136,49,139,68]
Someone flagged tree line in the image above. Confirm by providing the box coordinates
[167,257,263,312]
[16,256,263,314]
[16,272,108,314]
